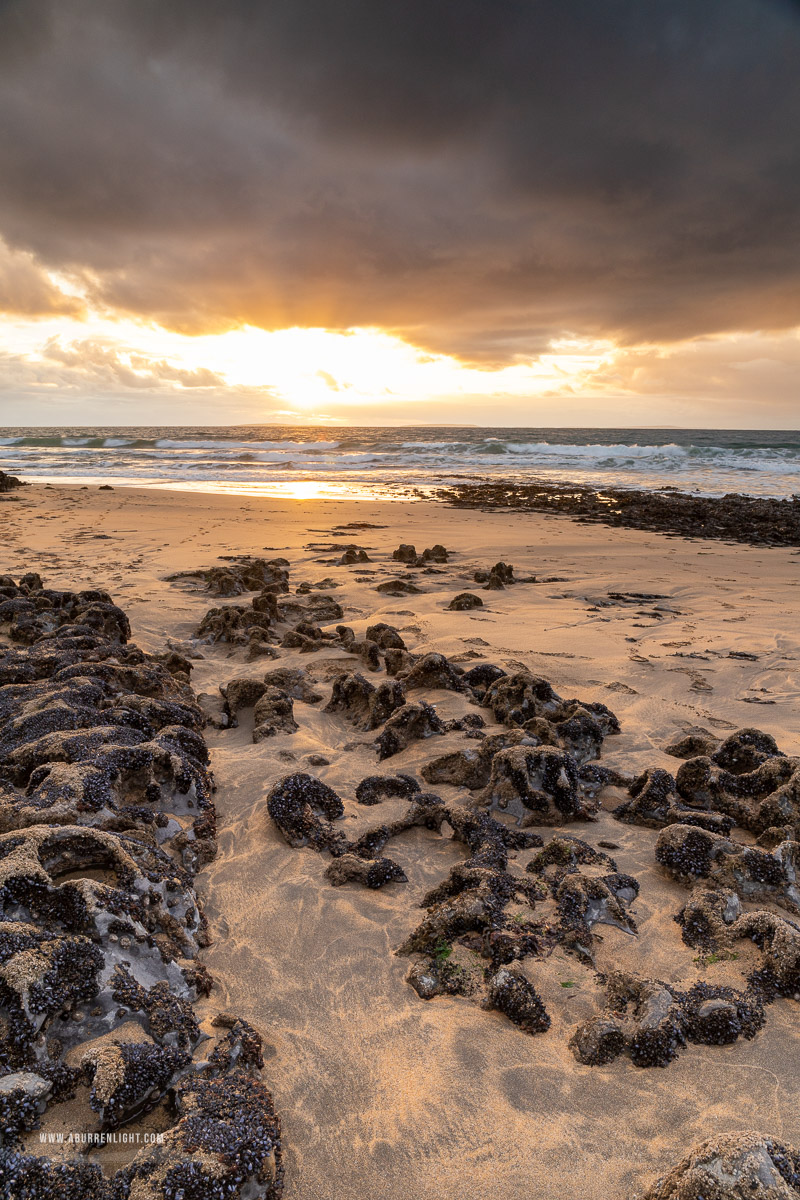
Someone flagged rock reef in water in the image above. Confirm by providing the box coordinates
[437,480,800,548]
[0,574,282,1199]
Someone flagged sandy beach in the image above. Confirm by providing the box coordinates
[3,481,800,1198]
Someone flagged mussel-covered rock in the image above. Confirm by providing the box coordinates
[639,1130,800,1199]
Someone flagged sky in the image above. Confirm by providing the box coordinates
[0,0,799,428]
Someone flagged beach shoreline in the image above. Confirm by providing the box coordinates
[4,480,800,1199]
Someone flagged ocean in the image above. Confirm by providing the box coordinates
[2,426,800,500]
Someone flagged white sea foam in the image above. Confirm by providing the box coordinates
[2,428,800,498]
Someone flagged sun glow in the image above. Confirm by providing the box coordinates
[1,308,618,419]
[177,325,617,405]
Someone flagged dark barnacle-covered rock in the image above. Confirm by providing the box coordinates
[365,622,406,650]
[669,729,800,836]
[223,676,268,714]
[0,470,24,492]
[338,547,371,565]
[334,626,382,671]
[262,667,323,704]
[325,853,407,888]
[570,974,685,1068]
[421,732,527,791]
[355,773,421,806]
[253,688,298,742]
[447,592,483,611]
[82,1040,192,1128]
[0,582,131,646]
[442,805,543,861]
[461,663,507,698]
[280,624,323,652]
[676,885,800,1003]
[527,835,639,947]
[529,706,608,764]
[398,859,521,957]
[0,577,284,1193]
[0,824,207,959]
[391,543,448,567]
[196,604,273,646]
[570,970,765,1069]
[375,578,422,596]
[375,702,447,760]
[638,1130,800,1199]
[420,544,449,563]
[656,824,800,913]
[397,821,548,1014]
[483,672,620,745]
[405,952,482,1001]
[483,966,550,1034]
[713,728,783,774]
[266,772,346,852]
[398,835,556,1032]
[681,981,765,1047]
[476,744,590,824]
[663,728,721,760]
[569,1016,628,1067]
[614,767,734,834]
[110,965,201,1048]
[400,652,467,693]
[0,1072,52,1146]
[343,794,450,863]
[283,592,343,624]
[383,646,418,677]
[446,712,486,734]
[482,671,562,725]
[675,885,745,951]
[474,562,516,588]
[0,1155,108,1198]
[168,556,290,597]
[324,672,406,732]
[206,1012,266,1075]
[738,911,800,1001]
[116,1070,283,1200]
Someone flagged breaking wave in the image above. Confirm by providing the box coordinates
[2,426,800,498]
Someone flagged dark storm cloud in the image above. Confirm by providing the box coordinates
[0,0,799,357]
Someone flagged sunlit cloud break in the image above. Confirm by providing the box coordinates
[0,308,621,421]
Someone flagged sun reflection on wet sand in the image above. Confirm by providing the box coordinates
[24,475,428,502]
